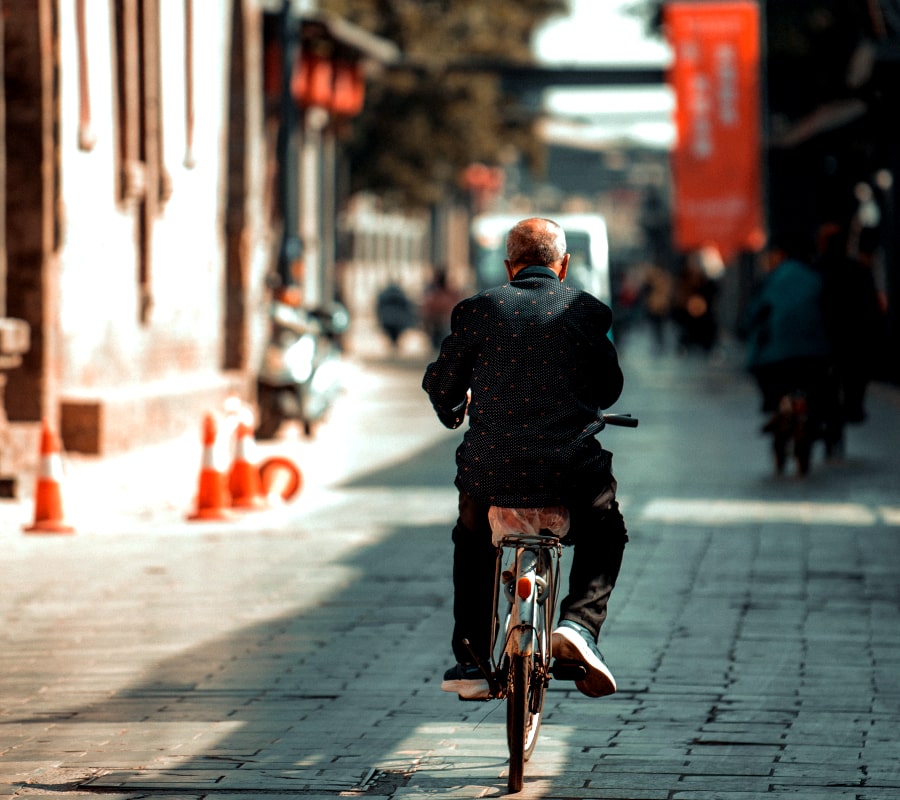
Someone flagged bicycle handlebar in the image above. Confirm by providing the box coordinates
[600,413,639,428]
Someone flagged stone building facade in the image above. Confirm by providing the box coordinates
[2,0,273,472]
[0,0,411,491]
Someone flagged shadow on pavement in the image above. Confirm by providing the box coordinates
[8,421,517,797]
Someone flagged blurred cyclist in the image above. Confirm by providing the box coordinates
[743,231,831,472]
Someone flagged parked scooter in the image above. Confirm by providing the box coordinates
[256,287,350,440]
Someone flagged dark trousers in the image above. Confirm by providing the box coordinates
[451,490,629,664]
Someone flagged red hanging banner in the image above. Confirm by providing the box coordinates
[665,1,765,262]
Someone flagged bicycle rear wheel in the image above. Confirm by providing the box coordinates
[506,654,544,792]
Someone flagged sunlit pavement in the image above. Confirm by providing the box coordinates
[3,325,899,799]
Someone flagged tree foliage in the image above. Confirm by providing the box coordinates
[319,0,569,208]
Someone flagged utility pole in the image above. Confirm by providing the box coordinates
[276,0,302,288]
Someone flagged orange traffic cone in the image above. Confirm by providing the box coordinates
[187,413,233,521]
[228,420,268,510]
[24,419,75,534]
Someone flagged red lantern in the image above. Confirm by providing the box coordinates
[292,53,333,109]
[462,163,505,213]
[462,163,490,191]
[330,61,365,117]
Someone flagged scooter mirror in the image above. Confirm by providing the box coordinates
[328,303,351,334]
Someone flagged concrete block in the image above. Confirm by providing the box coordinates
[60,372,246,454]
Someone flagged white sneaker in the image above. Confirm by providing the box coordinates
[552,621,617,698]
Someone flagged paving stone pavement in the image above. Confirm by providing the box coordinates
[2,326,899,799]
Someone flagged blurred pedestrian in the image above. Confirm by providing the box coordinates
[420,265,463,351]
[672,246,721,355]
[817,220,885,442]
[610,267,643,349]
[639,262,673,353]
[376,283,417,349]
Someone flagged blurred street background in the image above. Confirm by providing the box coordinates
[2,1,900,798]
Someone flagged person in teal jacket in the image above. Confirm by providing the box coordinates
[743,232,832,416]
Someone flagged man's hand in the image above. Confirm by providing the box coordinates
[437,393,469,429]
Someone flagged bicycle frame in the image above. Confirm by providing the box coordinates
[488,530,564,793]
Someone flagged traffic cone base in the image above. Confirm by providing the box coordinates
[229,463,268,510]
[24,523,75,534]
[189,506,235,522]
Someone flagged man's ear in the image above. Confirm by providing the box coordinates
[504,259,516,281]
[557,253,570,282]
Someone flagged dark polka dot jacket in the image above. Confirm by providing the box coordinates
[422,266,624,507]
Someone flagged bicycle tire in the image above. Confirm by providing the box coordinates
[507,654,528,792]
[506,654,544,792]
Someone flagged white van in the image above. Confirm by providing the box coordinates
[470,213,612,306]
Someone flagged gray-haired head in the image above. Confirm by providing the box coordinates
[505,218,567,268]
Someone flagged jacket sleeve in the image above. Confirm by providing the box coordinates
[422,300,476,429]
[569,297,624,410]
[590,335,624,410]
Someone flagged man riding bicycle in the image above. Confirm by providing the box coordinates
[423,217,628,701]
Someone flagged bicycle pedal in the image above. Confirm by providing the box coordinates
[550,659,587,681]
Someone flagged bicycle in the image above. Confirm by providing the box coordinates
[763,390,828,476]
[461,412,638,793]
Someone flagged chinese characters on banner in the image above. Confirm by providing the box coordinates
[665,1,765,263]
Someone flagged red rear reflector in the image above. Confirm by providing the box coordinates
[517,576,533,600]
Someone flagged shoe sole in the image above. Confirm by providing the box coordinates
[551,628,617,698]
[441,678,490,700]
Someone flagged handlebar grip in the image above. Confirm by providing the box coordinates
[602,413,639,428]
